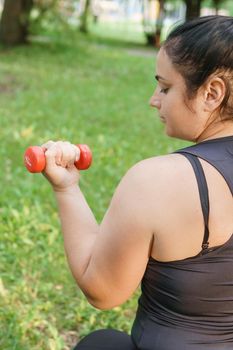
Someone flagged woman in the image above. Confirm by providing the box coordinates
[41,15,233,349]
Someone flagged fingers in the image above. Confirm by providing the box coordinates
[41,140,55,150]
[41,141,80,169]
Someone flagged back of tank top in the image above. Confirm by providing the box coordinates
[131,135,233,349]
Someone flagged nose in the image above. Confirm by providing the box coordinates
[149,90,161,109]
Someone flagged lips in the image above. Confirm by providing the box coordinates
[159,116,166,123]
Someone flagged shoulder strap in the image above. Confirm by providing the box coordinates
[176,151,210,251]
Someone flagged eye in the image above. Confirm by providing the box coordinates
[160,87,169,94]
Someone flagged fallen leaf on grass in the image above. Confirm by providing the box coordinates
[0,278,8,297]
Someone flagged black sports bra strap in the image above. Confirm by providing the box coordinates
[176,151,210,250]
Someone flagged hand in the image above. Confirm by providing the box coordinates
[41,140,81,191]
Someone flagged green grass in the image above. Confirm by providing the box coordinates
[0,24,189,350]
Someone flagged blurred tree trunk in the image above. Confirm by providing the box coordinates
[143,0,165,47]
[0,0,34,46]
[79,0,91,33]
[184,0,201,20]
[154,0,165,48]
[212,0,224,13]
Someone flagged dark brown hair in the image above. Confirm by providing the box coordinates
[163,15,233,119]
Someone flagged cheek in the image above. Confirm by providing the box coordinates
[162,92,178,112]
[164,92,189,120]
[162,99,179,122]
[164,105,191,137]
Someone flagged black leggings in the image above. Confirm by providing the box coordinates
[73,329,138,349]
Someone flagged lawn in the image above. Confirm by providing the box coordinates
[0,23,189,350]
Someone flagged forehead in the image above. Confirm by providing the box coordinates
[156,48,183,83]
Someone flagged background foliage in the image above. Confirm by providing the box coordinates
[2,0,231,348]
[0,25,188,349]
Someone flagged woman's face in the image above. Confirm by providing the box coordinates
[150,48,207,142]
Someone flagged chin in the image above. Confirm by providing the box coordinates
[165,127,177,138]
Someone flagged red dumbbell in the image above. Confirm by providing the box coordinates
[24,144,92,173]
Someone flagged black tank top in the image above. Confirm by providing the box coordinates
[131,135,233,350]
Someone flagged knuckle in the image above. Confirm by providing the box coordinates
[45,143,58,156]
[41,140,54,148]
[45,148,54,157]
[74,145,80,157]
[56,141,64,147]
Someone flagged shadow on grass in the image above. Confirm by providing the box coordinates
[88,31,150,50]
[0,27,154,54]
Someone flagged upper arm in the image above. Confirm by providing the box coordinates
[79,154,192,309]
[80,161,155,309]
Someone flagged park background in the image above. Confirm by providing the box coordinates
[0,1,232,349]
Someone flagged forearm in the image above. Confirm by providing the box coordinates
[54,184,99,285]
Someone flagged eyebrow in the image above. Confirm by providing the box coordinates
[155,75,168,81]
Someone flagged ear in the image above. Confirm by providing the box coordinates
[203,76,226,112]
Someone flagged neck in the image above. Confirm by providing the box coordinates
[196,119,233,143]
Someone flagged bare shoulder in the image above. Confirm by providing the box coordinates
[125,153,193,192]
[127,154,206,261]
[117,152,197,225]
